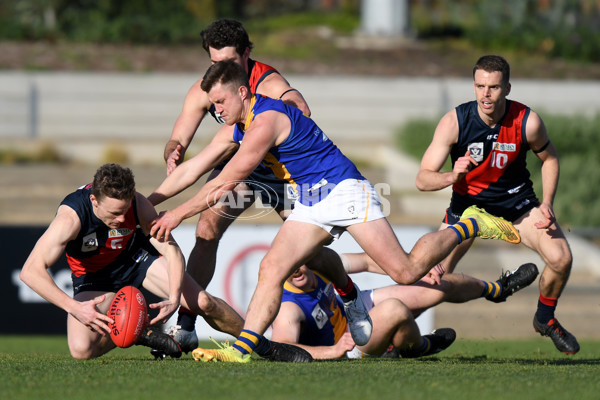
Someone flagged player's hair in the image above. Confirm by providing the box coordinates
[473,55,510,86]
[201,19,253,56]
[200,60,250,93]
[91,163,136,202]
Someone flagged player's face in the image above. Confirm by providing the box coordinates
[90,195,132,229]
[207,82,245,125]
[287,266,313,289]
[208,46,249,73]
[473,69,511,122]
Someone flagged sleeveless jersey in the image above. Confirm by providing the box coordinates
[451,100,533,204]
[282,272,347,346]
[60,184,142,277]
[208,59,278,123]
[233,94,364,205]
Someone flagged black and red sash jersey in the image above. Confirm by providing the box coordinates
[208,58,278,123]
[60,184,141,277]
[451,100,533,203]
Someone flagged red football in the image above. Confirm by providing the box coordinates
[107,286,148,348]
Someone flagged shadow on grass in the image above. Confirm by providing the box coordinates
[449,355,600,366]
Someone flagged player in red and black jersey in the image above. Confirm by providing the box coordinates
[19,164,246,359]
[417,55,578,355]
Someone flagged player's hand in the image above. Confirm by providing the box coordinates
[421,263,446,285]
[166,144,184,176]
[148,299,179,325]
[149,210,182,241]
[535,202,556,229]
[452,150,478,183]
[334,332,356,357]
[73,294,114,335]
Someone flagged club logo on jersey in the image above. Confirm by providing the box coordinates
[468,142,484,162]
[108,228,132,237]
[493,142,516,152]
[311,303,328,329]
[81,233,98,252]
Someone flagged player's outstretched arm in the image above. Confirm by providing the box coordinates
[19,206,113,334]
[137,193,184,324]
[164,80,212,174]
[150,125,240,206]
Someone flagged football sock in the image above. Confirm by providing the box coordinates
[481,280,502,300]
[254,336,272,355]
[333,275,358,302]
[232,329,261,355]
[176,307,197,332]
[415,336,431,355]
[535,294,558,324]
[448,218,479,244]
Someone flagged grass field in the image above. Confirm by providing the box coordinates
[2,336,599,400]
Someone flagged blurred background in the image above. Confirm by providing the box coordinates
[1,0,599,340]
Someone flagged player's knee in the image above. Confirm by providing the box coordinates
[379,299,411,325]
[387,269,419,285]
[194,291,216,316]
[68,340,95,360]
[258,258,288,286]
[547,248,573,274]
[195,217,226,242]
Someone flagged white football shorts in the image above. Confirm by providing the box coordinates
[286,179,385,240]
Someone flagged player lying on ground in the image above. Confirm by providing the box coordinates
[19,163,311,362]
[269,253,538,359]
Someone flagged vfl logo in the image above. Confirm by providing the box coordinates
[81,233,98,252]
[206,180,280,220]
[467,142,484,162]
[311,304,328,330]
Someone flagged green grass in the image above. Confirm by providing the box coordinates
[1,336,599,400]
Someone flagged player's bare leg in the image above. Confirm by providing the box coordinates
[514,207,578,354]
[67,291,116,359]
[346,218,461,285]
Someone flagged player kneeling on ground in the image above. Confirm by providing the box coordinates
[271,253,538,359]
[20,163,311,362]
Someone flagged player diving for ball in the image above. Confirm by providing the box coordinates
[20,163,312,362]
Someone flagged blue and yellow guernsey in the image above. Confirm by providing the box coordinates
[282,272,347,346]
[233,94,364,206]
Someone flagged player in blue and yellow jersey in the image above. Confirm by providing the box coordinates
[417,55,578,355]
[149,60,522,363]
[153,20,355,356]
[272,254,538,360]
[151,20,369,358]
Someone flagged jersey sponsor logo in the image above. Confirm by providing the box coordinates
[515,198,531,210]
[508,183,526,194]
[81,232,98,252]
[108,228,133,238]
[468,142,484,162]
[493,142,517,152]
